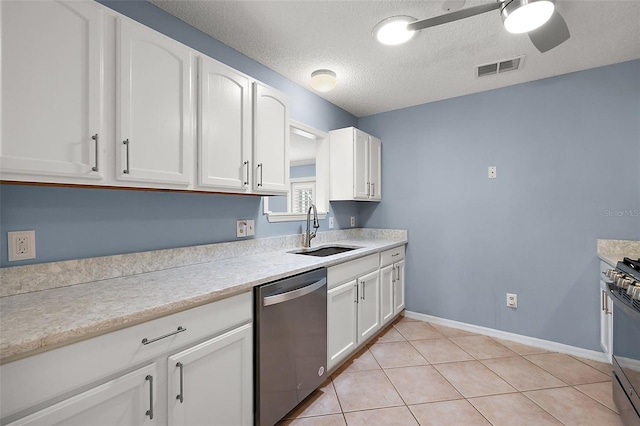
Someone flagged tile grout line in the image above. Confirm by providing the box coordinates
[289,317,620,425]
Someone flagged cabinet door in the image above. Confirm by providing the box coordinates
[168,323,252,426]
[117,19,193,186]
[353,129,370,199]
[198,57,251,191]
[8,364,156,426]
[394,260,406,315]
[327,280,358,370]
[358,270,381,342]
[380,265,395,326]
[599,284,613,359]
[369,136,382,201]
[1,0,104,182]
[253,83,289,194]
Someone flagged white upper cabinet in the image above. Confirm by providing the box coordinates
[116,19,194,187]
[1,1,291,195]
[369,136,382,201]
[198,58,252,191]
[253,83,290,194]
[353,130,370,199]
[0,0,105,183]
[329,127,382,201]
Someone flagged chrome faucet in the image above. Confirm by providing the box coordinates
[305,204,320,247]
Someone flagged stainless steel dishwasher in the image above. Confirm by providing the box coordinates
[254,268,327,426]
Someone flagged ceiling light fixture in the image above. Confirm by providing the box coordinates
[373,15,417,46]
[310,69,337,92]
[501,0,555,34]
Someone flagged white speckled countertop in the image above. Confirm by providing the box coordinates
[0,231,406,363]
[597,239,640,267]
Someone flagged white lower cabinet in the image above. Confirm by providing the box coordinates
[380,265,395,325]
[380,246,406,327]
[326,254,380,371]
[167,324,253,426]
[327,280,358,370]
[357,270,381,342]
[8,364,157,426]
[1,293,252,426]
[599,261,613,361]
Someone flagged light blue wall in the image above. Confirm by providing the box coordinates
[290,164,316,179]
[358,60,640,351]
[0,0,358,267]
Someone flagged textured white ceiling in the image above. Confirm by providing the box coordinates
[150,0,640,117]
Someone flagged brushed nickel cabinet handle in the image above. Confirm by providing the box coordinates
[141,326,186,345]
[257,163,263,187]
[244,160,249,186]
[123,139,130,174]
[145,375,154,419]
[91,134,99,172]
[371,182,375,197]
[176,362,184,403]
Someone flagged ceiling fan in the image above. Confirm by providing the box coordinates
[405,0,570,53]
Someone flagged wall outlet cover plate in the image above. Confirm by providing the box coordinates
[8,230,36,261]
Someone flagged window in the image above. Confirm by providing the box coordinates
[290,179,316,213]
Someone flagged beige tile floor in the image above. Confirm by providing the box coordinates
[279,316,622,426]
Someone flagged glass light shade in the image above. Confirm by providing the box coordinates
[502,0,555,34]
[310,69,337,92]
[373,16,416,46]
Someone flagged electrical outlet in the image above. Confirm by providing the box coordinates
[8,230,36,261]
[329,217,334,229]
[246,220,255,236]
[488,166,497,179]
[507,293,517,308]
[350,216,356,227]
[236,220,247,238]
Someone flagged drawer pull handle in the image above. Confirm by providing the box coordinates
[141,326,186,345]
[176,362,184,403]
[145,375,154,419]
[391,253,400,257]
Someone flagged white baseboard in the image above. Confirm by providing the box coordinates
[403,310,609,364]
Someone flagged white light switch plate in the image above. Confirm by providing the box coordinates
[246,220,255,236]
[488,166,497,179]
[329,217,334,229]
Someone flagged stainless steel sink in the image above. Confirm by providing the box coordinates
[289,245,361,257]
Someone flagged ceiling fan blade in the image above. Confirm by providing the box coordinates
[528,10,570,53]
[407,2,502,31]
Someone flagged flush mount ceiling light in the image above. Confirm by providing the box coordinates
[310,69,337,92]
[373,16,417,46]
[406,0,570,53]
[501,0,555,33]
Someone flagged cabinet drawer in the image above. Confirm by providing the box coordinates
[327,254,378,289]
[380,245,405,267]
[1,292,252,420]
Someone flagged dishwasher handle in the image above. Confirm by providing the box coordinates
[263,278,326,307]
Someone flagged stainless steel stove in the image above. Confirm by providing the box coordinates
[604,258,640,426]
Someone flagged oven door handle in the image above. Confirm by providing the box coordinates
[263,278,327,307]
